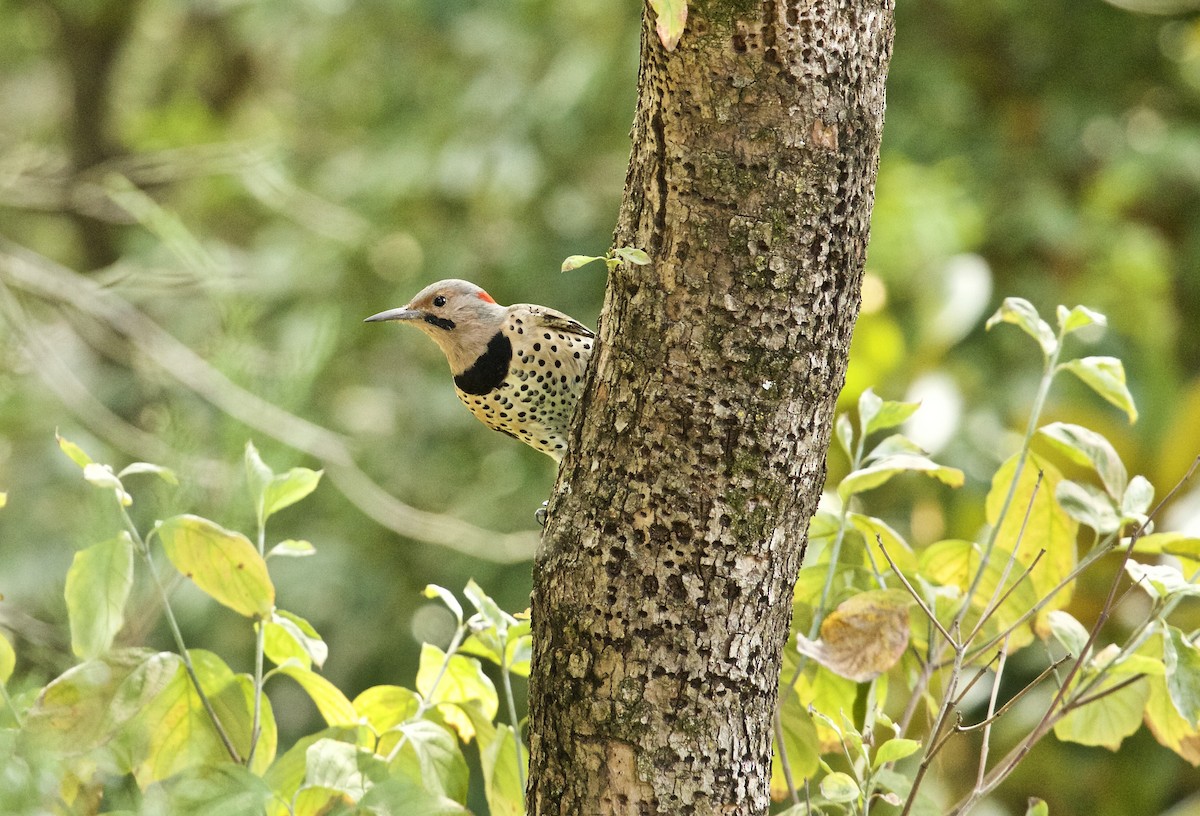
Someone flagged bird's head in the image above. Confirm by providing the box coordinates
[365,279,508,373]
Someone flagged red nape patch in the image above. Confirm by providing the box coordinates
[477,291,496,304]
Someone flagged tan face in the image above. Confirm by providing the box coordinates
[365,279,508,373]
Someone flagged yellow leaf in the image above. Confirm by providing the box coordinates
[986,452,1079,629]
[157,515,275,619]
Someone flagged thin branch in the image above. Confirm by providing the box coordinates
[876,535,956,646]
[955,654,1068,734]
[1067,672,1148,711]
[967,470,1042,645]
[774,707,802,806]
[950,458,1200,812]
[974,639,1008,790]
[949,651,1003,709]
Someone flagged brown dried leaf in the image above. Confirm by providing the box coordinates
[796,590,911,682]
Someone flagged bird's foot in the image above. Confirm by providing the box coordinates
[535,500,549,527]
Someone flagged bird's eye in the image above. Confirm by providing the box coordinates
[433,295,447,308]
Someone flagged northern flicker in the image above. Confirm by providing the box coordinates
[365,279,594,462]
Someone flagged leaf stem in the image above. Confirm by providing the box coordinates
[500,630,527,794]
[127,511,241,763]
[248,517,268,768]
[386,623,469,763]
[0,681,22,727]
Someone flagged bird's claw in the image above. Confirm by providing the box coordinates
[535,500,549,527]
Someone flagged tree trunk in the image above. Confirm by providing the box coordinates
[528,1,894,813]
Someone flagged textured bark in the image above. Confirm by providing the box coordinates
[529,1,894,813]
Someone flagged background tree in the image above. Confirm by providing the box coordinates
[530,1,894,811]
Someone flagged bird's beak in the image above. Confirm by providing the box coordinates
[364,307,422,323]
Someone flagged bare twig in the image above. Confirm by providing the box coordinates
[948,456,1200,813]
[956,654,1068,735]
[876,535,957,646]
[967,471,1042,645]
[973,639,1007,790]
[774,707,802,806]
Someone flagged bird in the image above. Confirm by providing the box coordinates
[365,279,594,462]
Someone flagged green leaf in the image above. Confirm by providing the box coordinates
[416,645,499,716]
[848,514,917,574]
[264,610,328,670]
[141,763,273,816]
[1026,796,1050,816]
[648,0,687,51]
[1127,532,1200,561]
[262,468,323,523]
[303,738,386,800]
[360,778,472,816]
[273,662,358,726]
[986,297,1057,356]
[1053,671,1149,749]
[0,631,14,684]
[56,433,94,468]
[267,539,316,558]
[117,462,179,485]
[1140,635,1200,763]
[864,433,927,464]
[1036,422,1127,499]
[837,454,964,501]
[83,463,132,506]
[857,388,883,437]
[873,737,920,769]
[387,719,469,803]
[24,650,162,755]
[560,254,603,272]
[1164,626,1200,725]
[820,771,860,803]
[1045,610,1090,657]
[1093,648,1163,676]
[464,579,516,633]
[835,413,854,462]
[262,726,364,815]
[864,400,921,437]
[245,441,273,510]
[65,533,135,659]
[1126,562,1200,601]
[1059,356,1138,423]
[353,685,420,736]
[791,662,860,751]
[1055,480,1121,534]
[291,786,354,816]
[131,649,274,782]
[158,515,275,619]
[423,584,464,627]
[1056,304,1106,336]
[460,621,532,678]
[1121,475,1154,520]
[416,645,498,742]
[454,704,526,816]
[612,246,651,266]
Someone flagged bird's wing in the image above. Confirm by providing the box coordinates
[520,306,595,340]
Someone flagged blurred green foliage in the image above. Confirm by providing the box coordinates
[0,0,1198,812]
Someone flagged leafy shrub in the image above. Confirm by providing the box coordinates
[0,443,527,815]
[1,298,1196,816]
